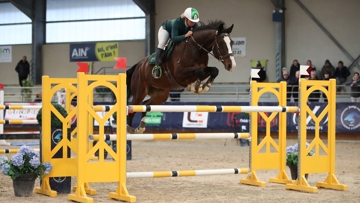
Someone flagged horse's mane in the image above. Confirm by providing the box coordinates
[193,20,227,34]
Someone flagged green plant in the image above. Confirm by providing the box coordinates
[286,143,314,166]
[112,112,117,121]
[0,146,52,180]
[36,103,68,129]
[21,80,34,93]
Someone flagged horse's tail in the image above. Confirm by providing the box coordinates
[126,62,138,101]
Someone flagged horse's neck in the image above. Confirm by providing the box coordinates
[191,30,216,50]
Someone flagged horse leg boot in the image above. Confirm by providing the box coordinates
[192,68,206,93]
[153,48,163,79]
[134,116,146,134]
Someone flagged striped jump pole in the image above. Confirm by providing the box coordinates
[127,105,300,113]
[0,105,42,110]
[127,168,249,178]
[89,132,250,141]
[0,120,38,125]
[0,148,39,154]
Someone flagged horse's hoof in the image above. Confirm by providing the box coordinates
[127,126,135,134]
[134,127,146,134]
[202,85,210,93]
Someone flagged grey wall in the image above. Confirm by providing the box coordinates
[0,0,359,85]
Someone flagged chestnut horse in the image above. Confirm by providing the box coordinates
[126,20,236,133]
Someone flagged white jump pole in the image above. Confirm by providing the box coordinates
[89,132,250,141]
[127,168,249,178]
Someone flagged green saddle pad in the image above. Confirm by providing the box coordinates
[147,42,175,65]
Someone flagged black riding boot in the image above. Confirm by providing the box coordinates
[153,48,163,79]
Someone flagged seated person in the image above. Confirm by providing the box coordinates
[277,68,292,102]
[320,59,335,79]
[334,60,350,92]
[308,70,320,102]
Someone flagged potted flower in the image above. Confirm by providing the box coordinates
[286,142,314,180]
[36,103,71,193]
[0,146,52,197]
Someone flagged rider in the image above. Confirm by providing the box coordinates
[153,7,200,79]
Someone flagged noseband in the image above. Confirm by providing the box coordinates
[190,33,233,62]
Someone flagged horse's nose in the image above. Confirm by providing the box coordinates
[227,64,232,70]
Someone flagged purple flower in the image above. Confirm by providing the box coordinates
[29,156,41,168]
[11,153,25,167]
[1,163,10,175]
[286,146,296,155]
[19,145,38,159]
[44,162,52,175]
[0,156,8,167]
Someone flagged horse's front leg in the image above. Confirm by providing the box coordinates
[200,66,219,93]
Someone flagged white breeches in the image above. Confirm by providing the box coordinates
[158,26,169,50]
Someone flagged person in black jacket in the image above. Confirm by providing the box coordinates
[289,59,300,78]
[334,60,350,92]
[15,56,30,86]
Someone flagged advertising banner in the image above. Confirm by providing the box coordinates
[3,102,360,134]
[70,42,118,62]
[0,46,12,62]
[231,37,246,57]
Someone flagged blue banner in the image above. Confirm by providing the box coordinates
[70,44,97,62]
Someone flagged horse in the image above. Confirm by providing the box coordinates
[126,20,236,134]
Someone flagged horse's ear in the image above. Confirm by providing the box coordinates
[217,23,224,35]
[226,24,234,33]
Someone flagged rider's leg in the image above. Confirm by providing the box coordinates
[153,48,163,78]
[153,26,169,79]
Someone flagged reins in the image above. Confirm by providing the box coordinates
[190,32,234,62]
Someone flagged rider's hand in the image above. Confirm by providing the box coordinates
[185,31,193,38]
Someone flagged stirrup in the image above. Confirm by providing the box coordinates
[152,65,162,79]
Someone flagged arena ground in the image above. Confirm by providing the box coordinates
[0,139,359,203]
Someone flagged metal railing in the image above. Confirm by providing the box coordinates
[2,84,357,103]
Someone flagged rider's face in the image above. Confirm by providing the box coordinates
[186,18,196,27]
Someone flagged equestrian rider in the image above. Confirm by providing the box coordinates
[153,7,200,79]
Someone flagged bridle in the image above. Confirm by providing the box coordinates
[190,32,234,62]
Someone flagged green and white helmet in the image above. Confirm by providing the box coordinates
[184,7,200,22]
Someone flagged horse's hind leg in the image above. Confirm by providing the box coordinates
[133,98,149,134]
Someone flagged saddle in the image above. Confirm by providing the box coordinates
[148,39,175,65]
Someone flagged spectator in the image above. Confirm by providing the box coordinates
[15,56,30,87]
[322,71,331,102]
[346,72,360,102]
[308,70,320,102]
[305,60,316,79]
[251,61,267,82]
[277,68,292,102]
[319,59,335,79]
[289,59,300,78]
[288,70,300,102]
[334,60,350,92]
[169,89,184,101]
